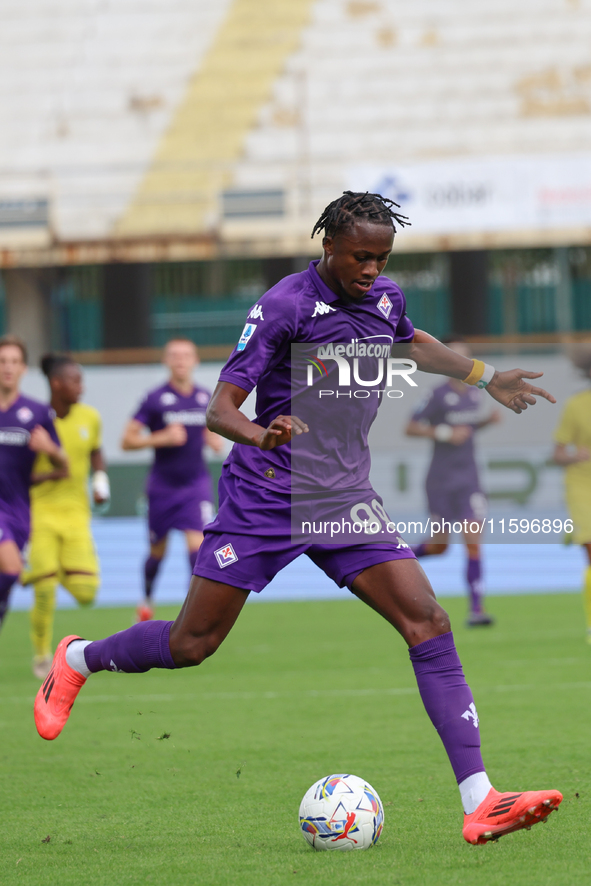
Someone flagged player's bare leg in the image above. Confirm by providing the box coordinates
[169,576,249,666]
[410,531,449,559]
[350,558,561,842]
[29,570,58,679]
[184,529,204,575]
[139,536,167,621]
[463,535,493,627]
[34,576,249,739]
[350,558,449,646]
[0,539,22,632]
[411,530,493,626]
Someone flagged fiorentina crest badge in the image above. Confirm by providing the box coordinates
[17,406,34,424]
[214,543,238,568]
[377,294,392,318]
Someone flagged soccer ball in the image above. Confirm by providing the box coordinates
[299,774,384,851]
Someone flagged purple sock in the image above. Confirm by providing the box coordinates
[188,549,199,573]
[467,558,484,614]
[0,573,19,628]
[144,555,162,600]
[409,632,485,784]
[84,620,177,673]
[411,543,429,557]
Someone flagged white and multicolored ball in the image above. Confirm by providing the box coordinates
[299,774,384,851]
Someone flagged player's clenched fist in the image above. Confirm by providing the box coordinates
[160,422,188,447]
[29,424,61,454]
[448,425,473,446]
[257,415,309,450]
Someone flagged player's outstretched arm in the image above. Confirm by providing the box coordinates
[207,381,308,450]
[406,419,472,445]
[485,369,556,414]
[553,442,591,465]
[409,335,478,379]
[408,333,556,415]
[121,418,187,450]
[90,448,110,504]
[30,467,69,484]
[29,425,69,472]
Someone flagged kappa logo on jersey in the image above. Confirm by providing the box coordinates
[78,426,89,440]
[195,391,209,406]
[377,294,393,318]
[248,304,264,321]
[214,543,238,568]
[312,301,336,318]
[461,702,479,728]
[16,406,34,424]
[160,392,177,406]
[237,323,257,351]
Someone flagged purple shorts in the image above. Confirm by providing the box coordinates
[148,477,214,544]
[426,483,487,525]
[0,509,29,552]
[193,469,415,593]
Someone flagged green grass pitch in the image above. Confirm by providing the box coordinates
[1,593,590,886]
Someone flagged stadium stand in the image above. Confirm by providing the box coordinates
[1,1,591,355]
[1,0,591,251]
[0,0,235,242]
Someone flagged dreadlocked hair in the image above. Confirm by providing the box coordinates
[311,191,411,239]
[40,353,77,380]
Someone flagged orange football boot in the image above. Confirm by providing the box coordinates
[136,603,154,622]
[463,787,562,844]
[34,635,87,740]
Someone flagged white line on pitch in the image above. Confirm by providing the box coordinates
[4,681,591,706]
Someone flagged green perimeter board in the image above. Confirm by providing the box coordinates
[1,594,589,886]
[105,461,224,517]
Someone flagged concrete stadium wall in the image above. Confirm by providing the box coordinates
[19,348,589,518]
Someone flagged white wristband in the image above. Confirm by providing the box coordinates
[92,470,110,501]
[434,424,453,443]
[476,363,496,389]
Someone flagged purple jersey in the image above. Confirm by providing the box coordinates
[133,382,211,492]
[0,394,60,542]
[412,381,485,490]
[219,260,414,494]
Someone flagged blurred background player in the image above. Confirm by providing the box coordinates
[121,338,224,621]
[405,336,500,627]
[553,345,591,643]
[0,336,67,636]
[24,355,109,679]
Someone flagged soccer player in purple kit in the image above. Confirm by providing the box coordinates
[36,193,562,845]
[121,338,224,621]
[406,336,500,627]
[0,335,67,632]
